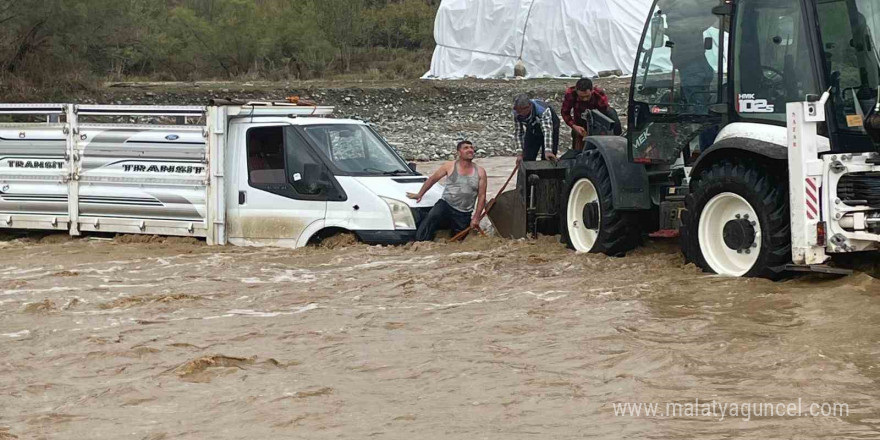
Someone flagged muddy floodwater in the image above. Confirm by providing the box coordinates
[2,158,880,439]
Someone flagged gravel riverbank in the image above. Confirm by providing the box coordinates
[28,77,632,161]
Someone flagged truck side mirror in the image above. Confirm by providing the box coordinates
[407,162,417,173]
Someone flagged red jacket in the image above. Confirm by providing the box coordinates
[561,86,610,128]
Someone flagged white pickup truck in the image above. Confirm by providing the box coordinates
[0,101,442,246]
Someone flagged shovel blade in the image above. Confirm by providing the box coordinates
[487,190,527,239]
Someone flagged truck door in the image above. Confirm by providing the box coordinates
[228,124,341,247]
[628,0,728,165]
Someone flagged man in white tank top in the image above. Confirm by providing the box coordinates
[407,141,488,241]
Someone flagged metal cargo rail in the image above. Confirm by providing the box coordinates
[0,104,215,241]
[0,102,336,244]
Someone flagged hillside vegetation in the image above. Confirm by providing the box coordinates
[0,0,439,96]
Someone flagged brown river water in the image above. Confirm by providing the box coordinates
[1,158,879,439]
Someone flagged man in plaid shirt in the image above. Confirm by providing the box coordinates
[512,94,560,163]
[561,78,620,151]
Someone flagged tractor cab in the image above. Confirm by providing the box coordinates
[815,0,880,149]
[628,0,880,166]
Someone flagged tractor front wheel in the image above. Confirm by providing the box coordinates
[561,150,640,256]
[683,159,790,278]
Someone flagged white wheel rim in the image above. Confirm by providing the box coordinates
[567,178,600,252]
[698,192,761,276]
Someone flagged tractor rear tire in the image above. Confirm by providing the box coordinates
[561,150,641,256]
[683,159,790,278]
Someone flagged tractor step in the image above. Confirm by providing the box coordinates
[780,264,853,275]
[649,229,680,238]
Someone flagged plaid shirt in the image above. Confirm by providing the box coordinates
[561,86,609,129]
[513,104,555,157]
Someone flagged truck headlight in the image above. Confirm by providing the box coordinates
[380,197,416,230]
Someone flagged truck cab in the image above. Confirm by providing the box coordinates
[224,114,440,247]
[0,102,442,247]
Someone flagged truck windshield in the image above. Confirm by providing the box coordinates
[816,0,880,132]
[300,124,411,175]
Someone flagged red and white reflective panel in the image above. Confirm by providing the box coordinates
[805,177,819,220]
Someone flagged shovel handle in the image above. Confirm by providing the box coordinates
[449,226,472,242]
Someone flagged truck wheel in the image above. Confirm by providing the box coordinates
[561,150,640,256]
[684,159,790,278]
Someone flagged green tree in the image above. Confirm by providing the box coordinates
[0,0,440,87]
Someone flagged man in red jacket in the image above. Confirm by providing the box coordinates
[561,78,619,151]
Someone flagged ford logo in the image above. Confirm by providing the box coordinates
[165,134,179,141]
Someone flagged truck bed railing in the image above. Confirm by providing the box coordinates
[0,101,335,245]
[74,104,206,117]
[0,103,65,115]
[0,102,334,119]
[0,104,66,124]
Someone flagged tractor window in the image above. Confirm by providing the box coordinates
[629,0,725,164]
[817,0,880,133]
[733,0,819,122]
[633,0,725,114]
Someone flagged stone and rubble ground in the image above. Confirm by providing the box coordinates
[68,77,631,161]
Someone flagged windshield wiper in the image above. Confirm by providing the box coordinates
[363,167,409,175]
[382,169,410,175]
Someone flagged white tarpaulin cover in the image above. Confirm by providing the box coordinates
[424,0,654,79]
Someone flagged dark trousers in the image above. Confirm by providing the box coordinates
[522,116,560,161]
[522,132,544,162]
[570,120,587,151]
[415,199,472,241]
[522,128,561,161]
